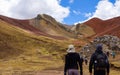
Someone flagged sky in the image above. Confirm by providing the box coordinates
[0,0,120,25]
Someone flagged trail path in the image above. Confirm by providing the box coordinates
[36,70,63,75]
[1,58,120,75]
[0,52,119,75]
[36,64,89,75]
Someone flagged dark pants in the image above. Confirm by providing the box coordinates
[94,70,106,75]
[68,69,79,75]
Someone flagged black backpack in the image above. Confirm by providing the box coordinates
[95,53,107,68]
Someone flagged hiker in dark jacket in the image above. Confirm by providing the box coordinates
[64,44,83,75]
[89,44,110,75]
[84,56,88,65]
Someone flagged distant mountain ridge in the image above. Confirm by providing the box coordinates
[84,17,120,38]
[0,15,75,40]
[1,14,120,39]
[29,14,75,38]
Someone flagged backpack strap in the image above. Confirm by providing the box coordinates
[94,52,106,60]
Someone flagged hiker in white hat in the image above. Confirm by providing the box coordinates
[67,44,75,53]
[64,44,83,75]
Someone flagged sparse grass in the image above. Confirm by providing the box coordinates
[110,69,120,75]
[111,61,120,67]
[0,20,71,72]
[37,17,76,38]
[110,59,120,72]
[78,24,95,37]
[1,20,120,75]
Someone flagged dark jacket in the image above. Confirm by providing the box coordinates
[64,52,83,75]
[89,45,110,75]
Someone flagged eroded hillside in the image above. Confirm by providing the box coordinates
[0,14,120,74]
[0,19,72,71]
[84,17,120,38]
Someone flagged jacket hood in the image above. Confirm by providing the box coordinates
[95,44,103,54]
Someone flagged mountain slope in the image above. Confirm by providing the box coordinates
[0,19,71,70]
[0,15,70,40]
[71,23,95,38]
[29,14,75,38]
[83,17,120,38]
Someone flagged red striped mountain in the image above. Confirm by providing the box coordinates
[0,14,75,40]
[1,14,120,39]
[83,17,120,38]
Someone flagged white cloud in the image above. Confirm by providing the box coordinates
[0,0,19,16]
[74,19,89,25]
[57,0,61,2]
[73,10,81,15]
[89,0,120,20]
[69,0,74,3]
[0,0,70,22]
[85,13,92,18]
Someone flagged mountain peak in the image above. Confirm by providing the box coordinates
[85,17,103,23]
[35,14,56,22]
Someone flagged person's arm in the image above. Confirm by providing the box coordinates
[106,55,110,75]
[64,55,67,75]
[89,54,95,74]
[107,61,110,74]
[79,61,83,75]
[78,54,83,75]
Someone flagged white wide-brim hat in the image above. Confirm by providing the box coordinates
[67,44,75,53]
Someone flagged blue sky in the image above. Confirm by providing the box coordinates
[60,0,100,25]
[0,0,120,25]
[60,0,116,25]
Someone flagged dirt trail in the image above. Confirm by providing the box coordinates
[0,53,119,75]
[35,55,120,75]
[36,70,63,75]
[0,60,119,75]
[36,64,89,75]
[0,70,63,75]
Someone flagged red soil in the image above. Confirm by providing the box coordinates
[0,15,67,40]
[1,15,120,40]
[84,17,120,38]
